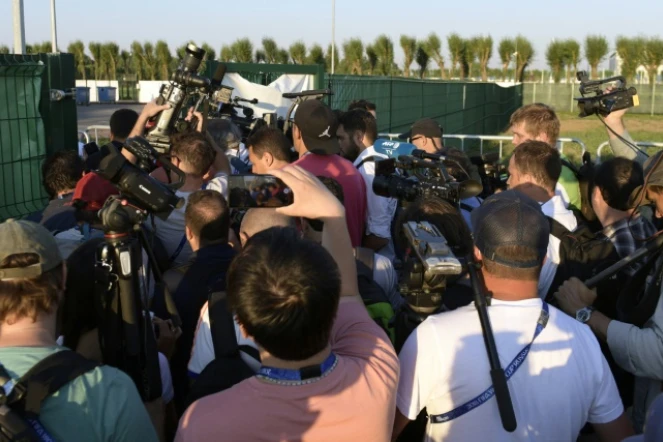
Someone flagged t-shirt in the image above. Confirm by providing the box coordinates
[0,346,158,442]
[294,154,367,248]
[397,298,623,442]
[152,173,228,267]
[176,298,399,442]
[25,194,78,234]
[539,195,578,298]
[188,301,261,376]
[354,147,397,261]
[556,161,581,212]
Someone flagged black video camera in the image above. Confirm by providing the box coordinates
[575,71,639,118]
[146,43,226,152]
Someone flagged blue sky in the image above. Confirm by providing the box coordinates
[1,0,661,70]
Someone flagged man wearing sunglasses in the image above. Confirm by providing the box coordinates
[406,118,444,155]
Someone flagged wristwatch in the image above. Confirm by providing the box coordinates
[575,306,595,323]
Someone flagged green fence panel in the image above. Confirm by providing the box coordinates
[0,53,77,221]
[205,62,326,90]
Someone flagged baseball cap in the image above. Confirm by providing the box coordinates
[401,118,443,140]
[0,220,63,280]
[294,100,340,155]
[630,151,663,205]
[471,190,550,268]
[70,172,118,212]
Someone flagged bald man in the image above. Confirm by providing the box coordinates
[239,208,296,247]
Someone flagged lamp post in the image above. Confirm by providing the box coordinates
[50,0,58,53]
[12,0,25,54]
[331,0,336,75]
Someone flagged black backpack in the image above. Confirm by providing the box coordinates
[185,291,260,408]
[546,218,623,316]
[0,351,99,442]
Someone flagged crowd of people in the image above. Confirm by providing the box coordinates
[0,92,662,442]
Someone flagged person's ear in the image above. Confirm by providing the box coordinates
[263,152,274,168]
[293,125,302,141]
[473,246,483,263]
[237,320,250,339]
[240,231,250,247]
[185,225,194,243]
[352,130,364,147]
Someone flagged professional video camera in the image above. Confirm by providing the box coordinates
[575,71,639,118]
[93,138,185,401]
[372,148,483,206]
[146,43,227,152]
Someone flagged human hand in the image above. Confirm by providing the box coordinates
[270,166,345,221]
[185,107,204,133]
[153,317,181,360]
[141,99,171,119]
[603,86,628,122]
[554,277,597,316]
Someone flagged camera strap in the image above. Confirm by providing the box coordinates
[169,182,209,264]
[429,301,549,424]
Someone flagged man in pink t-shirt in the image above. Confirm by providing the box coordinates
[290,100,367,247]
[176,166,399,442]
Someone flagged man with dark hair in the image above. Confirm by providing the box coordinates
[0,220,159,441]
[292,99,367,248]
[507,140,578,298]
[404,118,444,155]
[27,150,84,233]
[394,190,633,442]
[341,108,397,260]
[109,108,139,146]
[176,166,398,441]
[510,103,581,212]
[151,130,230,267]
[247,127,292,174]
[348,99,376,119]
[156,189,236,411]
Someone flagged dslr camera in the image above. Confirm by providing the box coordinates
[575,71,639,118]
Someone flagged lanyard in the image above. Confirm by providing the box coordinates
[430,302,550,424]
[257,352,337,384]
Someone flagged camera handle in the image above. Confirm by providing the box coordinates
[466,258,518,432]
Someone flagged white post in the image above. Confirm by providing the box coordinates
[12,0,25,54]
[50,0,58,53]
[533,82,537,103]
[652,81,656,117]
[331,0,335,75]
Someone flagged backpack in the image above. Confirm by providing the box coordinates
[546,218,623,316]
[354,247,396,343]
[185,290,260,408]
[0,351,99,442]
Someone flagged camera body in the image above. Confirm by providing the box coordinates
[575,71,639,118]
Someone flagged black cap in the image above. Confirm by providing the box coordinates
[472,190,550,269]
[400,118,443,140]
[294,100,340,155]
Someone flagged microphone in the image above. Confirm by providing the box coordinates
[411,149,447,161]
[373,139,417,158]
[211,63,227,87]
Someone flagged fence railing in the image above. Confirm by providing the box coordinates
[378,133,586,159]
[597,141,663,160]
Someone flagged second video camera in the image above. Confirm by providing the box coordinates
[575,71,639,118]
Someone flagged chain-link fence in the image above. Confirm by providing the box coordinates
[523,82,663,115]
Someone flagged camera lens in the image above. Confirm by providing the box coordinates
[182,43,205,73]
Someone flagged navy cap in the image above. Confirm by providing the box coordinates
[472,190,549,268]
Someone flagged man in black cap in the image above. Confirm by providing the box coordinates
[394,190,632,442]
[404,118,444,155]
[292,99,367,248]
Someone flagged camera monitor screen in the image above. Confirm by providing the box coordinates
[228,174,293,209]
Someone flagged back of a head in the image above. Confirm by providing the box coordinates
[42,150,84,198]
[339,109,378,146]
[246,127,292,163]
[227,227,341,360]
[207,119,242,152]
[594,157,644,211]
[0,220,64,324]
[513,140,562,193]
[472,190,550,281]
[348,99,376,113]
[240,208,296,241]
[185,190,230,244]
[171,131,215,177]
[109,109,139,142]
[510,103,560,146]
[395,197,473,258]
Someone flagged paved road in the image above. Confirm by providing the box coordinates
[77,103,144,134]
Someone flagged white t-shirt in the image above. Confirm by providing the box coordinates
[152,173,228,267]
[373,252,401,310]
[188,301,261,377]
[354,146,397,261]
[397,298,623,442]
[538,195,577,298]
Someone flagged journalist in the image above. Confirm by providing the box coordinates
[394,190,632,442]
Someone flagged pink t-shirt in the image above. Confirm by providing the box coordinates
[293,154,367,248]
[175,299,399,442]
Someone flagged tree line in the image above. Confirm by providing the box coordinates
[0,35,660,84]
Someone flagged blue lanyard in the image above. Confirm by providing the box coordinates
[257,352,337,382]
[429,302,550,424]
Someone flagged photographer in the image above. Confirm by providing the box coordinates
[0,220,159,442]
[176,166,399,441]
[393,190,632,442]
[507,140,578,298]
[556,151,663,433]
[405,118,444,155]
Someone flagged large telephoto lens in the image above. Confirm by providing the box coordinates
[181,43,205,74]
